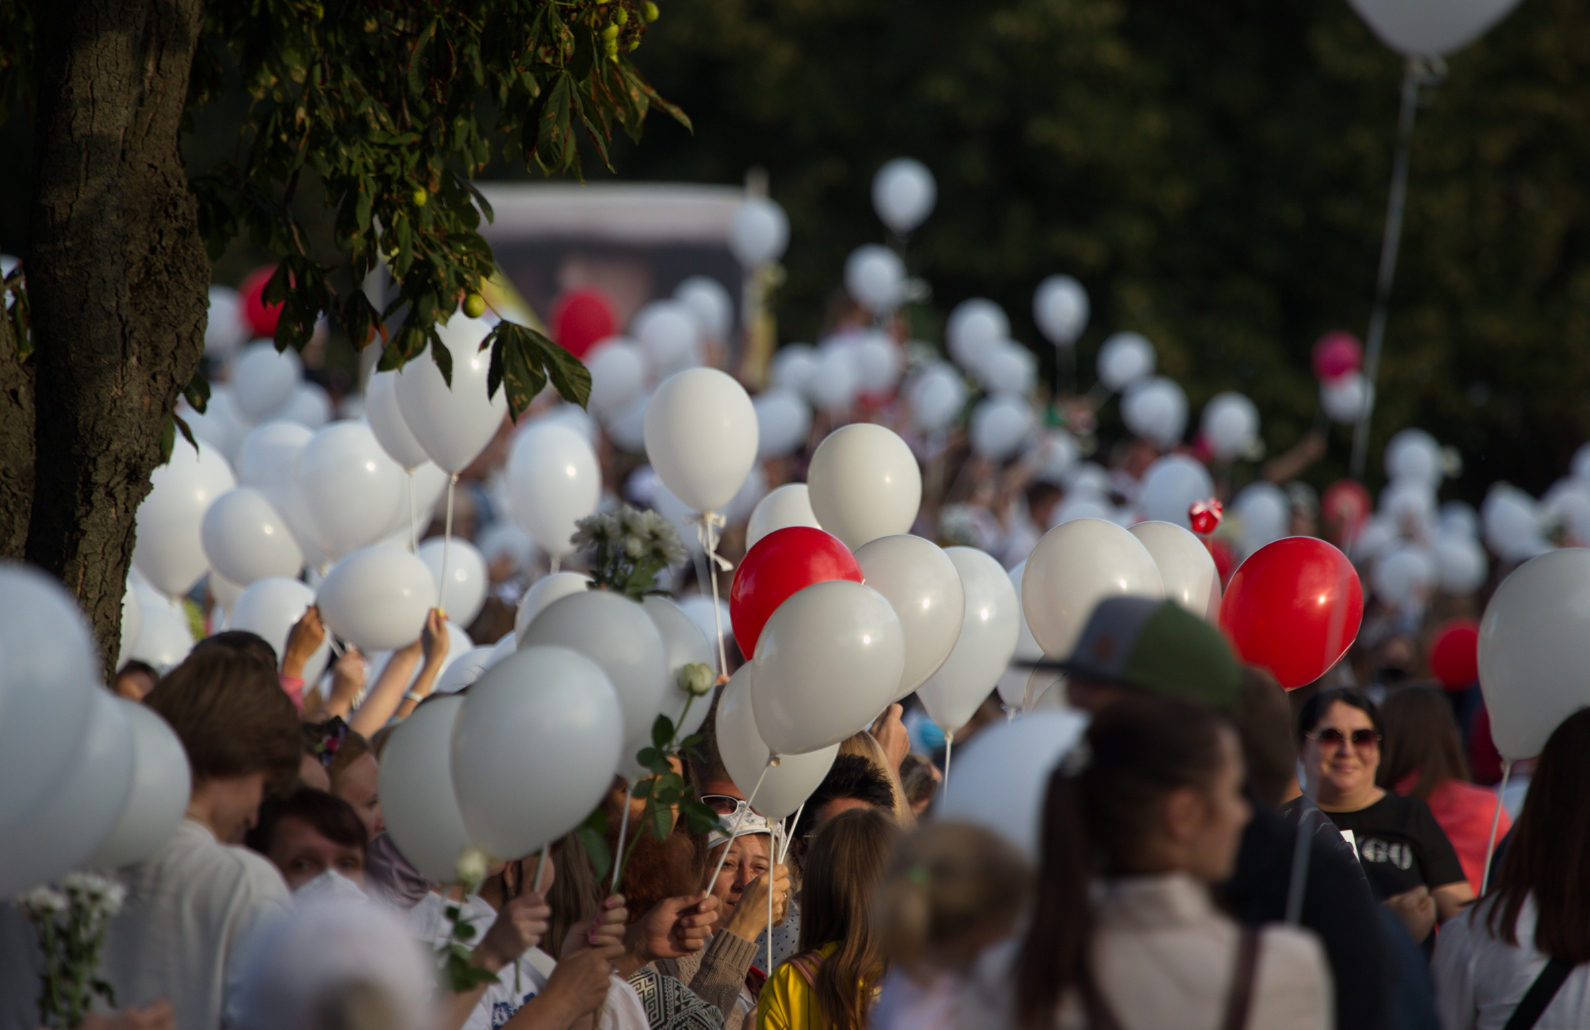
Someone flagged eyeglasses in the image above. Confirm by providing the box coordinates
[700,794,746,817]
[1307,727,1381,749]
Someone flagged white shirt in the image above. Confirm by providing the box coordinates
[100,819,291,1030]
[407,892,649,1030]
[1433,893,1590,1030]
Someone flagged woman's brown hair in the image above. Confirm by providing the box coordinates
[1486,707,1590,964]
[1015,698,1231,1030]
[147,647,300,788]
[797,806,900,1030]
[1376,685,1470,801]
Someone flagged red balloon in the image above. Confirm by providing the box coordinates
[1428,618,1480,691]
[240,265,283,339]
[1312,331,1363,382]
[551,288,618,359]
[1321,479,1372,546]
[1218,536,1364,690]
[729,527,862,659]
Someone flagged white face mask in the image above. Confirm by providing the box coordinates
[294,868,366,901]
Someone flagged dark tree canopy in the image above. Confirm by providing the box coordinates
[602,0,1590,499]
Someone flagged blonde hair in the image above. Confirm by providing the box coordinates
[840,731,915,828]
[874,821,1031,974]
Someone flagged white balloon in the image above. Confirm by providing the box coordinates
[675,277,734,340]
[853,332,904,395]
[1482,484,1544,561]
[1121,376,1187,449]
[652,481,703,557]
[295,421,406,560]
[1322,373,1371,423]
[644,368,760,514]
[394,315,509,473]
[981,341,1037,397]
[1479,548,1590,759]
[267,382,332,429]
[0,687,135,897]
[753,388,812,460]
[1235,482,1290,557]
[379,695,475,882]
[1022,519,1164,657]
[844,245,906,314]
[365,370,429,469]
[715,665,839,820]
[946,300,1008,374]
[179,387,251,467]
[642,595,715,758]
[483,631,518,670]
[132,436,237,597]
[854,535,965,700]
[506,423,601,558]
[118,582,143,668]
[521,591,668,767]
[1382,479,1436,528]
[728,198,789,267]
[807,423,923,550]
[1034,275,1088,347]
[317,546,434,651]
[909,363,967,434]
[1346,0,1522,57]
[934,710,1088,860]
[970,396,1035,461]
[607,391,652,453]
[634,301,702,379]
[238,421,313,506]
[417,537,488,626]
[1434,535,1488,595]
[205,286,249,359]
[805,344,860,413]
[1441,501,1480,540]
[916,547,1020,733]
[1130,521,1220,620]
[128,599,195,673]
[1137,454,1214,530]
[770,345,818,394]
[995,560,1048,710]
[751,580,905,755]
[477,521,537,578]
[725,462,769,528]
[585,339,649,421]
[201,487,303,586]
[514,572,593,641]
[435,645,495,695]
[1385,428,1443,486]
[1200,392,1259,462]
[746,484,822,551]
[872,158,937,234]
[1373,545,1436,607]
[232,342,303,420]
[453,646,624,859]
[1097,332,1156,391]
[0,565,102,835]
[232,576,327,680]
[87,698,192,869]
[679,595,734,673]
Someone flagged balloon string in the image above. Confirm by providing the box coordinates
[707,761,771,891]
[701,511,731,675]
[532,846,548,894]
[438,474,458,612]
[1480,759,1512,897]
[778,802,804,865]
[1284,804,1314,926]
[407,470,418,552]
[610,782,634,896]
[942,731,954,794]
[550,554,560,575]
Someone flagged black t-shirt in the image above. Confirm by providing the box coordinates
[1314,792,1467,900]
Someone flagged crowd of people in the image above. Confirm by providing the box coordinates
[6,571,1589,1030]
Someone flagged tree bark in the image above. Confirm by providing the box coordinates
[0,308,34,558]
[26,0,210,676]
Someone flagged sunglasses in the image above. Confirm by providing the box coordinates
[1307,727,1381,749]
[700,794,746,817]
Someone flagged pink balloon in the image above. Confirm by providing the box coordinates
[1312,332,1363,382]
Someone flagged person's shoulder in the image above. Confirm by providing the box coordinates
[157,821,288,899]
[1256,923,1330,987]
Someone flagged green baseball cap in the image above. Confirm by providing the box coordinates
[1059,596,1240,710]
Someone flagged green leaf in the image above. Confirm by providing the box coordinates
[651,713,675,750]
[649,800,672,842]
[159,416,177,465]
[182,372,211,415]
[172,412,197,453]
[430,333,454,387]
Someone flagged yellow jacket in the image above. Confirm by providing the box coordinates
[758,943,882,1030]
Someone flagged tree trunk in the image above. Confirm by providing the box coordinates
[0,311,34,558]
[25,0,210,676]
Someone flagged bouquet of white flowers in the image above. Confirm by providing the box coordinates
[16,871,126,1028]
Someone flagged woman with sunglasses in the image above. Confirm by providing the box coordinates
[1294,688,1473,945]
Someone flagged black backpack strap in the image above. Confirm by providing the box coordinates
[1501,958,1574,1030]
[1219,928,1262,1030]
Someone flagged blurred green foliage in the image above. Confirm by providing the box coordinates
[602,0,1590,497]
